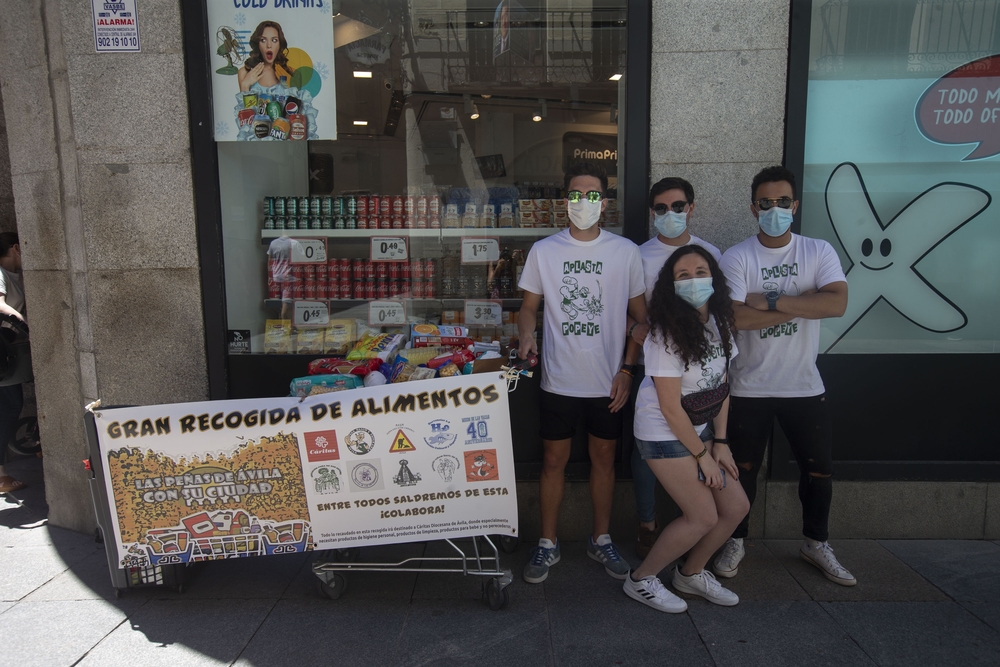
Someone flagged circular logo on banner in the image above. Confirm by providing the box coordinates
[345,428,376,456]
[352,462,380,489]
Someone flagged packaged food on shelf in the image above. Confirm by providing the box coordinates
[289,374,361,398]
[437,362,461,377]
[295,329,325,354]
[411,324,470,347]
[264,319,292,354]
[346,333,404,361]
[307,357,380,377]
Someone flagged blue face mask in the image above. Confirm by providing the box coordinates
[758,207,794,237]
[653,211,687,239]
[674,277,714,308]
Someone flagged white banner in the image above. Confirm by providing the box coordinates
[207,1,337,141]
[93,374,517,568]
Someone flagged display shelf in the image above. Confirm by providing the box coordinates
[260,227,568,242]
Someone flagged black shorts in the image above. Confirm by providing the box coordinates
[539,390,623,441]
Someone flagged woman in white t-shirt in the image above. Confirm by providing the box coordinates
[622,245,750,613]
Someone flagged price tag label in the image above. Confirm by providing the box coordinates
[464,300,503,326]
[461,237,500,263]
[290,238,328,264]
[370,237,409,262]
[369,300,407,326]
[293,301,330,327]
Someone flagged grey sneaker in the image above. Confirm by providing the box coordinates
[623,573,687,613]
[713,537,745,579]
[587,534,630,580]
[672,566,740,606]
[523,540,560,584]
[800,540,857,586]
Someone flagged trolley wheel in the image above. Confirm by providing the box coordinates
[7,417,40,457]
[485,578,509,611]
[336,547,360,563]
[317,573,347,600]
[499,535,519,554]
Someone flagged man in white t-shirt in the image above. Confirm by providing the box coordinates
[716,165,855,586]
[0,233,27,494]
[518,162,647,584]
[624,177,721,559]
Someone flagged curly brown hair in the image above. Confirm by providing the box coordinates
[648,245,735,371]
[244,21,294,77]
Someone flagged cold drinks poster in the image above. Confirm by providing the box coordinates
[207,1,337,141]
[93,374,518,568]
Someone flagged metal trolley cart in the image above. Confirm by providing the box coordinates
[313,535,515,610]
[311,354,536,611]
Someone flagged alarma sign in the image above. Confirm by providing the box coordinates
[92,0,141,53]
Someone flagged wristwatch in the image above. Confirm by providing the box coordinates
[765,290,780,311]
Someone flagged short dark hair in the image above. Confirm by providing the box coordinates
[751,166,797,202]
[564,162,608,194]
[0,233,18,257]
[648,177,694,209]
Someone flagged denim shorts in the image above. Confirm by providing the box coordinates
[635,427,714,460]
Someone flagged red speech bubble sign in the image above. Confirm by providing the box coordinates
[915,54,1000,161]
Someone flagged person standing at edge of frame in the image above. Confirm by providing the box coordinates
[517,162,647,584]
[715,165,855,586]
[625,177,722,559]
[0,233,27,494]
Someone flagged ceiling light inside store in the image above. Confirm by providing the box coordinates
[353,71,373,78]
[609,73,622,81]
[353,120,368,126]
[470,103,480,120]
[481,94,492,99]
[532,110,542,122]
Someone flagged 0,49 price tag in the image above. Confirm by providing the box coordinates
[369,300,407,326]
[465,300,503,326]
[461,237,500,264]
[370,237,408,262]
[291,238,328,264]
[293,301,330,327]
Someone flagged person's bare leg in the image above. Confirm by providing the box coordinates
[682,483,750,574]
[633,457,718,580]
[539,438,572,542]
[588,435,617,540]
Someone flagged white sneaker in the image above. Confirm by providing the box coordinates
[800,540,857,586]
[623,573,688,613]
[713,537,745,578]
[672,566,740,606]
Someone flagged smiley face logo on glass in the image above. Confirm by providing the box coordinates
[859,236,892,271]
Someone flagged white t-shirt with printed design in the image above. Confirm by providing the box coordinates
[633,316,736,441]
[719,233,846,398]
[519,228,645,397]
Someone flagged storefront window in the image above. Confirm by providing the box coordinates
[801,0,999,353]
[212,0,628,362]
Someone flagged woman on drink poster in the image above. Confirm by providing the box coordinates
[207,1,337,141]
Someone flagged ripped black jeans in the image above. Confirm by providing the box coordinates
[728,394,833,542]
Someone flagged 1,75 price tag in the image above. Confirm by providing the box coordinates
[370,237,408,262]
[293,301,330,327]
[461,237,500,263]
[291,238,328,264]
[464,300,503,326]
[369,300,407,326]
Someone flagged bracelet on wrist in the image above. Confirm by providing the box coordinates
[694,446,708,460]
[714,437,729,445]
[628,322,638,338]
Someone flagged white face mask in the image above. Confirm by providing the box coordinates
[568,200,602,230]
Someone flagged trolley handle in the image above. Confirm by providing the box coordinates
[0,312,28,337]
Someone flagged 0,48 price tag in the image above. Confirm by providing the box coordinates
[291,238,328,264]
[293,301,330,327]
[369,300,407,326]
[461,237,500,264]
[464,300,503,326]
[370,237,408,262]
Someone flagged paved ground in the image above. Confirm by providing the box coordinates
[3,455,1000,666]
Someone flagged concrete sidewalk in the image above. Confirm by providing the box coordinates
[2,454,999,666]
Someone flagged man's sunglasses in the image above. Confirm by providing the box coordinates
[567,190,603,203]
[754,197,795,210]
[652,201,689,215]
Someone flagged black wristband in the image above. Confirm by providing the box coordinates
[714,438,729,445]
